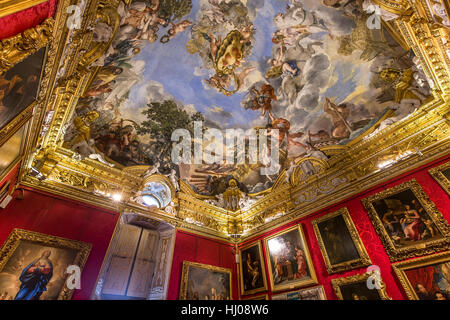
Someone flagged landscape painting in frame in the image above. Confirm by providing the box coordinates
[264,224,317,292]
[239,240,267,296]
[64,0,432,196]
[312,207,371,274]
[179,261,232,300]
[429,161,450,196]
[0,229,91,300]
[393,251,450,300]
[0,46,45,132]
[331,272,391,300]
[362,179,450,262]
[271,285,326,300]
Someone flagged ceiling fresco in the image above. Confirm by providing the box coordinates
[63,0,432,196]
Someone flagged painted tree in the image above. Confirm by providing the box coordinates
[137,100,204,162]
[159,0,193,22]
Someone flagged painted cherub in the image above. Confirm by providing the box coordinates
[161,20,193,43]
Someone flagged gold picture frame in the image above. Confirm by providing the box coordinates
[271,285,327,300]
[179,261,232,300]
[331,271,391,300]
[361,179,450,262]
[243,293,268,300]
[264,224,317,292]
[429,161,450,196]
[0,0,47,18]
[312,207,372,274]
[393,251,450,300]
[0,228,91,300]
[238,240,268,296]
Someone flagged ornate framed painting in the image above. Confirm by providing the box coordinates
[271,285,327,300]
[0,44,46,145]
[331,272,391,300]
[264,224,317,292]
[238,240,267,296]
[362,179,450,262]
[312,207,372,274]
[0,120,28,181]
[0,228,91,300]
[179,261,232,300]
[393,251,450,300]
[429,161,450,195]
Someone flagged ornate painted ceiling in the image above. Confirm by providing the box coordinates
[2,0,449,241]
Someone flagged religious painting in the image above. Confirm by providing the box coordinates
[271,285,326,300]
[238,240,267,296]
[393,251,450,300]
[0,229,91,300]
[0,46,45,137]
[312,207,371,274]
[64,0,431,200]
[264,224,317,292]
[179,261,232,300]
[429,161,450,196]
[362,179,450,262]
[331,272,391,300]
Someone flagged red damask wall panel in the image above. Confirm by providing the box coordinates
[0,0,57,40]
[167,230,238,300]
[239,155,450,300]
[0,188,119,300]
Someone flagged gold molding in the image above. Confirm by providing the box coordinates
[428,160,450,195]
[238,240,268,296]
[178,260,233,300]
[362,179,450,262]
[0,0,47,18]
[392,250,450,300]
[263,224,317,292]
[312,207,372,274]
[0,228,91,300]
[331,271,392,300]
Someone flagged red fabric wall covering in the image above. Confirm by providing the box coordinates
[167,229,239,300]
[238,155,450,300]
[0,188,120,300]
[0,0,57,40]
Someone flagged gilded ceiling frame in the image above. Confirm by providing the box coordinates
[7,0,449,242]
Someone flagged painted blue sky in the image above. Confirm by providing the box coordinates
[128,0,288,128]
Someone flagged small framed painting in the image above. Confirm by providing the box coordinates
[429,161,450,195]
[393,251,450,300]
[331,272,391,300]
[179,261,232,300]
[312,207,372,274]
[264,224,317,292]
[271,285,327,300]
[238,240,267,296]
[0,229,91,300]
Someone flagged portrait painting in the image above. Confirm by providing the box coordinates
[393,251,450,300]
[362,179,450,261]
[0,46,45,132]
[239,240,267,295]
[331,272,391,300]
[429,161,450,195]
[312,207,371,274]
[179,261,232,300]
[271,285,326,300]
[0,229,91,300]
[264,224,317,292]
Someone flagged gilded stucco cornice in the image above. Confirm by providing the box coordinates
[14,0,450,242]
